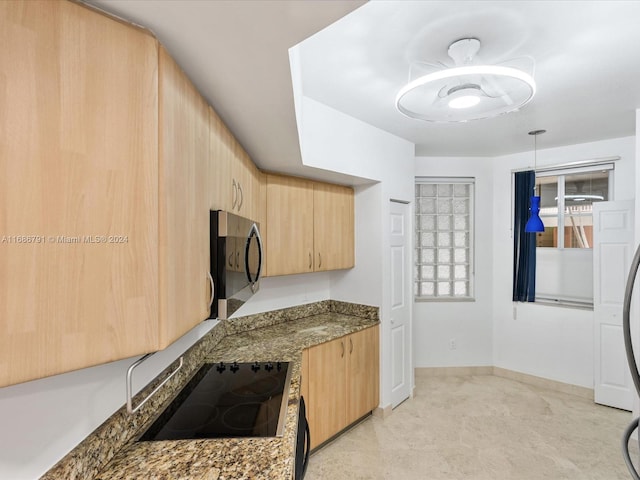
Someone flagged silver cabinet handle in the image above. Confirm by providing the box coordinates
[309,252,312,269]
[231,179,238,209]
[341,340,345,358]
[236,251,240,269]
[237,183,243,210]
[318,252,322,268]
[350,338,353,354]
[228,253,234,268]
[126,354,183,415]
[208,271,215,308]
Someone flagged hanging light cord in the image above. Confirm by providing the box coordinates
[533,134,537,195]
[528,129,546,195]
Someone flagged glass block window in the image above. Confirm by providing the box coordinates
[415,179,474,300]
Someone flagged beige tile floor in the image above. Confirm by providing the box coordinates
[305,374,639,479]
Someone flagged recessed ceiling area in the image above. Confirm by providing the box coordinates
[85,0,640,174]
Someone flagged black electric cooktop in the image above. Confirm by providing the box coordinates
[139,361,291,441]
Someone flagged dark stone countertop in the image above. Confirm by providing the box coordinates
[81,302,379,480]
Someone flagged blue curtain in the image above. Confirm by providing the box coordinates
[513,171,537,302]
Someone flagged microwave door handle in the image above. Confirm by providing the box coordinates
[244,226,252,282]
[246,223,263,290]
[208,271,215,309]
[253,223,264,283]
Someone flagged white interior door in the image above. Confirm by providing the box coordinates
[593,200,634,410]
[389,200,411,407]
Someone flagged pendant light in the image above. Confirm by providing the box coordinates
[524,129,546,233]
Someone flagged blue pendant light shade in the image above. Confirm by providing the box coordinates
[524,129,546,233]
[525,195,544,232]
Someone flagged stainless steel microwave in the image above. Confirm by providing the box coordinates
[209,211,263,319]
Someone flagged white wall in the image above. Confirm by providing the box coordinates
[298,97,399,182]
[331,183,383,308]
[293,94,415,409]
[0,320,218,480]
[413,156,494,367]
[232,272,331,317]
[492,136,636,388]
[415,137,635,387]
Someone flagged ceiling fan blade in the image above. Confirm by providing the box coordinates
[478,74,515,105]
[408,61,446,83]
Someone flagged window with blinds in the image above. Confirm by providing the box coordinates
[415,179,474,300]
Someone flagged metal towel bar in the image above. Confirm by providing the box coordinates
[126,353,183,414]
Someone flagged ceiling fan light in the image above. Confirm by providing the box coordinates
[448,94,481,109]
[395,38,536,123]
[395,65,536,122]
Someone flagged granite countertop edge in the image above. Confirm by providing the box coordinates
[41,299,379,480]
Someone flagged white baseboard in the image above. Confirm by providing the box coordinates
[492,367,593,399]
[414,366,594,400]
[414,366,493,377]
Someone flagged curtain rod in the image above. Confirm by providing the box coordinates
[511,155,620,174]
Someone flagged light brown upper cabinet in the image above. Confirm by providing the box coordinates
[264,174,354,276]
[0,0,159,387]
[0,1,212,387]
[208,108,262,222]
[313,182,355,272]
[244,157,266,226]
[208,107,233,213]
[265,175,315,276]
[158,47,211,346]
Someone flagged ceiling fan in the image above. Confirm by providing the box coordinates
[395,38,536,123]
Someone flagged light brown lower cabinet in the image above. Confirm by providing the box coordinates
[303,325,379,450]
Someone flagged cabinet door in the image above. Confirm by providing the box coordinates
[256,171,268,275]
[208,108,260,220]
[301,349,310,410]
[313,182,355,271]
[0,0,159,386]
[244,156,263,223]
[265,175,314,276]
[307,337,347,449]
[346,326,380,425]
[158,47,210,347]
[209,107,233,212]
[233,148,251,218]
[255,170,267,228]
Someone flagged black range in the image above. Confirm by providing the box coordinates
[140,361,292,441]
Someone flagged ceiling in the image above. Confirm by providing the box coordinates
[85,0,640,176]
